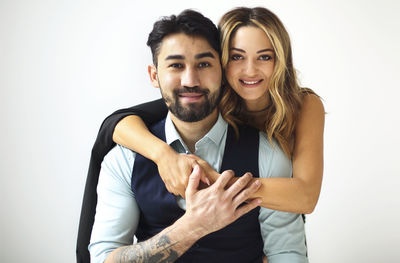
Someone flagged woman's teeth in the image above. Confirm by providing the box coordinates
[241,80,261,85]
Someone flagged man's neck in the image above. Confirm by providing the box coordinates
[170,109,219,153]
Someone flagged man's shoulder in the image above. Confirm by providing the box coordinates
[258,132,280,153]
[104,144,136,160]
[258,132,292,178]
[99,144,137,189]
[102,145,136,173]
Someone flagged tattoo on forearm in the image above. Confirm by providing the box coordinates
[115,233,179,263]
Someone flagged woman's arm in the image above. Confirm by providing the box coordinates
[258,94,324,213]
[226,94,324,213]
[194,94,324,214]
[112,99,210,197]
[113,95,324,213]
[107,99,168,162]
[114,115,204,197]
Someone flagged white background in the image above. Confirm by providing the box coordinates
[1,0,399,262]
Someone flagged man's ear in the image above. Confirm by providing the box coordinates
[148,64,159,88]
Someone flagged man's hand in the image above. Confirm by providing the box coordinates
[183,165,261,236]
[105,165,260,263]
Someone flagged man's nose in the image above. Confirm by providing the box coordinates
[181,67,200,87]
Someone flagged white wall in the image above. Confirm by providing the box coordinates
[1,0,399,262]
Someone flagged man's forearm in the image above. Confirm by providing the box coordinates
[108,233,180,263]
[103,166,262,263]
[105,217,202,263]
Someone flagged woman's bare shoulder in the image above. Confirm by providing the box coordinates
[300,93,325,117]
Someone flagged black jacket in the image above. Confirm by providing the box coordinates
[76,99,167,263]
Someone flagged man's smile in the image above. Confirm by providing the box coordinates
[178,92,205,102]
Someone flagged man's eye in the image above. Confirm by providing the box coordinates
[170,63,183,68]
[230,54,243,61]
[198,62,211,68]
[259,55,272,61]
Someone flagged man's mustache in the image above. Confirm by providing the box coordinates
[174,86,210,96]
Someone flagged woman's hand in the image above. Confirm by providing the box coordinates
[155,151,213,197]
[186,154,220,184]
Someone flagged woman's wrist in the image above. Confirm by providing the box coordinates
[152,142,177,164]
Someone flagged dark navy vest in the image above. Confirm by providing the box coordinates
[131,119,263,263]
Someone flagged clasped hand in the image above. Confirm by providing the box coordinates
[156,152,220,197]
[183,165,261,236]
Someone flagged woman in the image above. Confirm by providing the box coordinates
[106,7,324,214]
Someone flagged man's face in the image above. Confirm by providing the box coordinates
[149,33,222,122]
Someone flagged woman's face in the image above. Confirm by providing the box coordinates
[225,26,275,111]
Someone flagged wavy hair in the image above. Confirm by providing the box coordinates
[218,7,315,157]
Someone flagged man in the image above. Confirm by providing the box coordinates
[89,10,307,263]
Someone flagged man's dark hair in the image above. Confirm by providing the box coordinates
[147,9,220,66]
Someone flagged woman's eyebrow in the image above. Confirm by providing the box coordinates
[230,47,245,53]
[257,48,274,53]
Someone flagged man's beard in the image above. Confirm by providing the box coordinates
[161,86,221,122]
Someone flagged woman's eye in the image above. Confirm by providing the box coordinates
[259,55,272,61]
[230,54,243,61]
[198,62,211,68]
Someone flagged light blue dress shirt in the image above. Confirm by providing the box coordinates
[89,113,308,263]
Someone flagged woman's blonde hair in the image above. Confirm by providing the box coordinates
[219,7,315,157]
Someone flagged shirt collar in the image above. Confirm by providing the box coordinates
[165,113,184,147]
[202,113,227,146]
[164,112,227,151]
